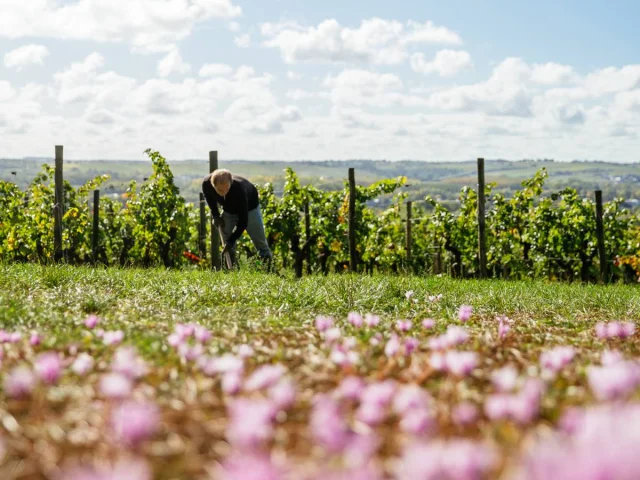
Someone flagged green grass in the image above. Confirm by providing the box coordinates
[2,262,638,347]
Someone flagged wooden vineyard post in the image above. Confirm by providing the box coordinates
[209,151,221,270]
[92,189,100,262]
[595,190,607,283]
[477,157,487,278]
[199,192,207,261]
[54,145,64,262]
[406,201,412,268]
[305,200,312,275]
[348,168,357,273]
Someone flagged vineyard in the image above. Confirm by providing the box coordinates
[1,148,639,283]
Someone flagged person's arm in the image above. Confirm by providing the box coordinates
[202,178,220,219]
[225,189,248,246]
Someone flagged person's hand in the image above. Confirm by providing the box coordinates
[213,216,225,229]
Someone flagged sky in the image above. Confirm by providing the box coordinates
[1,0,639,162]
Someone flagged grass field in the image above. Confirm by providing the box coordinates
[0,263,639,479]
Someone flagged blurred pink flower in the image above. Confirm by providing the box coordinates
[422,318,435,329]
[497,315,513,340]
[236,344,254,358]
[492,365,519,392]
[399,407,435,436]
[111,400,160,447]
[348,312,363,328]
[315,315,334,332]
[458,305,473,322]
[111,346,148,379]
[193,325,212,343]
[334,376,365,401]
[221,372,242,395]
[29,331,41,346]
[405,291,415,300]
[403,337,420,355]
[99,373,133,399]
[444,351,478,377]
[395,439,498,480]
[217,450,288,480]
[310,394,351,453]
[4,365,36,399]
[323,327,342,345]
[601,349,623,366]
[177,342,204,362]
[361,380,396,407]
[452,402,479,426]
[226,398,277,449]
[355,401,386,426]
[392,384,431,415]
[540,346,575,374]
[103,330,124,346]
[244,364,286,392]
[269,378,297,410]
[72,353,95,376]
[587,361,640,401]
[34,352,62,385]
[364,314,380,327]
[396,320,413,332]
[61,457,151,480]
[84,314,100,329]
[595,321,636,340]
[384,333,401,357]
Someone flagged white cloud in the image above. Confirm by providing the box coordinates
[234,34,251,48]
[261,17,462,65]
[157,48,191,77]
[287,71,302,81]
[0,0,242,53]
[4,44,49,70]
[199,63,234,77]
[530,62,579,85]
[410,49,472,77]
[228,21,241,32]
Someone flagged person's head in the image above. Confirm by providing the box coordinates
[211,169,233,196]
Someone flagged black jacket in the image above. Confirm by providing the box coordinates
[202,174,260,245]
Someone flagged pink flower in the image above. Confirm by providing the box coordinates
[621,322,636,338]
[540,346,575,374]
[491,365,519,392]
[356,401,387,426]
[497,315,512,340]
[193,325,212,343]
[269,378,296,410]
[61,457,151,480]
[452,402,478,426]
[221,372,242,395]
[369,333,383,346]
[244,364,286,391]
[236,344,254,358]
[34,352,62,385]
[207,354,244,376]
[330,348,359,367]
[334,376,365,401]
[403,337,420,355]
[103,330,124,346]
[177,342,204,362]
[399,407,435,436]
[396,320,413,332]
[4,366,36,399]
[394,439,498,480]
[72,353,95,376]
[29,331,41,346]
[392,384,432,415]
[315,315,334,332]
[601,349,623,366]
[429,352,446,371]
[99,373,133,399]
[167,333,183,347]
[444,351,478,377]
[384,333,401,357]
[587,361,640,401]
[310,394,351,453]
[226,398,277,449]
[217,450,288,480]
[84,314,100,329]
[111,346,148,379]
[323,327,343,345]
[174,323,195,340]
[595,321,636,340]
[348,312,363,328]
[405,291,415,300]
[364,314,380,327]
[458,305,473,322]
[111,400,159,447]
[361,380,396,407]
[422,318,435,329]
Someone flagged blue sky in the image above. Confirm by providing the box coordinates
[1,0,639,161]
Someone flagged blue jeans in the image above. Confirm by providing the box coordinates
[220,205,272,261]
